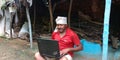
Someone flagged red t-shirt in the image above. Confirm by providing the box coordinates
[52,27,81,57]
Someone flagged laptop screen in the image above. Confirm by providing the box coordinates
[37,38,60,58]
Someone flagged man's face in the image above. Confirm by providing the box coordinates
[56,24,67,33]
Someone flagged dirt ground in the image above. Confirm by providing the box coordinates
[0,37,100,60]
[0,36,103,60]
[0,38,38,60]
[0,36,119,60]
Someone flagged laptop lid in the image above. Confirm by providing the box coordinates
[37,38,60,58]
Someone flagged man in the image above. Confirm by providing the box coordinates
[35,16,83,60]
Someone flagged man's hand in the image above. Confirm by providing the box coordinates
[60,48,70,55]
[60,45,83,55]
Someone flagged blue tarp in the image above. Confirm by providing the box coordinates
[77,39,102,56]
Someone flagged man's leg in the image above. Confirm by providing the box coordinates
[60,54,72,60]
[34,52,45,60]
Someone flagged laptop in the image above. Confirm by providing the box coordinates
[36,38,60,59]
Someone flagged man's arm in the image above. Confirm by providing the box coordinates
[69,44,83,52]
[60,44,83,55]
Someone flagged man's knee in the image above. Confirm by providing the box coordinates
[34,52,40,58]
[60,57,68,60]
[34,52,45,60]
[60,54,72,60]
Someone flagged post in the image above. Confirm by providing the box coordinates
[68,0,73,27]
[33,0,36,31]
[102,0,111,60]
[48,0,54,31]
[26,7,33,48]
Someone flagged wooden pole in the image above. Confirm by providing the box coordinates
[33,0,36,31]
[3,10,6,35]
[10,13,13,39]
[48,0,54,31]
[68,0,73,27]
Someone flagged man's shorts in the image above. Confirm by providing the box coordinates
[64,54,73,60]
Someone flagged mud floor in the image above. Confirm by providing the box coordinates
[0,37,120,60]
[0,38,38,60]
